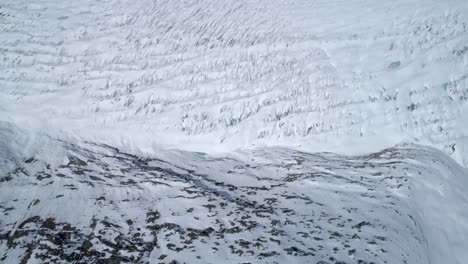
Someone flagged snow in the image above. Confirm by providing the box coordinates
[0,0,467,165]
[1,0,468,263]
[1,124,468,263]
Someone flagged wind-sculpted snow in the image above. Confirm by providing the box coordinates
[1,0,468,164]
[1,133,468,264]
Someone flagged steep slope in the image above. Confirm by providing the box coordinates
[1,0,468,164]
[1,123,468,264]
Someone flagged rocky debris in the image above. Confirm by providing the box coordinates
[0,141,461,263]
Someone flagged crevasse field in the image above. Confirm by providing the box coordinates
[1,0,468,263]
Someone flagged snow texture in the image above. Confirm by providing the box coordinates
[0,0,467,164]
[1,124,468,263]
[1,0,468,263]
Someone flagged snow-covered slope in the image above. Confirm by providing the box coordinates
[1,123,468,264]
[1,0,468,164]
[1,0,468,263]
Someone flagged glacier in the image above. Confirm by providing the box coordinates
[1,0,467,163]
[1,0,468,263]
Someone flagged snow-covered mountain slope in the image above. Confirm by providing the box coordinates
[1,123,468,264]
[1,0,468,263]
[1,0,468,164]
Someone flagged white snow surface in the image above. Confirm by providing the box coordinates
[1,0,468,263]
[1,123,468,263]
[1,0,468,164]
